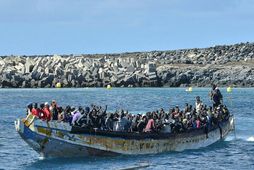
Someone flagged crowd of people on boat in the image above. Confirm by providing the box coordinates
[25,84,229,133]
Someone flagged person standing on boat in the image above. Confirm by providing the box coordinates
[210,84,223,108]
[50,100,58,120]
[195,96,203,116]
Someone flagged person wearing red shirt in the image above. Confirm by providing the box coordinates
[38,104,47,120]
[43,102,51,121]
[31,103,39,117]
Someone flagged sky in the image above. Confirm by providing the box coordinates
[0,0,254,55]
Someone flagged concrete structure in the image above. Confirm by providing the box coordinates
[0,42,254,87]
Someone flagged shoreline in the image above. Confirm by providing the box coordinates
[0,86,253,90]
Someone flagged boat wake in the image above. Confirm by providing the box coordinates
[232,136,254,142]
[38,156,46,160]
[224,136,236,142]
[246,136,254,142]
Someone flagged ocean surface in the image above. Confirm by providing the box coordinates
[0,88,253,170]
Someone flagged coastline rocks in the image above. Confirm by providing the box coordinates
[0,42,254,88]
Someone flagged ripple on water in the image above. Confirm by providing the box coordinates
[0,88,254,170]
[246,136,254,142]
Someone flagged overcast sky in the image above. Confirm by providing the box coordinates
[0,0,253,55]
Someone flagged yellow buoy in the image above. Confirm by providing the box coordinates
[56,82,61,88]
[227,86,232,93]
[106,84,112,89]
[186,87,192,92]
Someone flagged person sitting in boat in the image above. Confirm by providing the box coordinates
[76,107,90,127]
[182,118,188,129]
[216,105,229,122]
[38,103,47,120]
[71,107,82,126]
[97,105,108,130]
[144,113,156,132]
[115,110,130,132]
[195,117,201,128]
[156,114,164,131]
[157,110,167,131]
[210,84,223,108]
[43,102,51,121]
[172,106,180,119]
[195,96,203,115]
[57,107,64,122]
[184,103,192,113]
[88,106,101,129]
[186,113,193,130]
[160,113,173,133]
[105,113,114,131]
[223,105,230,120]
[31,103,40,117]
[24,103,35,123]
[130,114,141,132]
[63,105,73,124]
[137,114,147,132]
[171,117,184,133]
[26,103,33,115]
[50,100,58,120]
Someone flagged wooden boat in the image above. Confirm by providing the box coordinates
[15,114,235,157]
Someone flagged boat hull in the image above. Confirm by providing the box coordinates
[15,116,234,157]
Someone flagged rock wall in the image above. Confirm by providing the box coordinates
[0,42,254,88]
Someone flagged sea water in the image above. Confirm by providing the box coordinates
[0,88,253,170]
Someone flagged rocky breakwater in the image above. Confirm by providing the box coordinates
[0,42,254,88]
